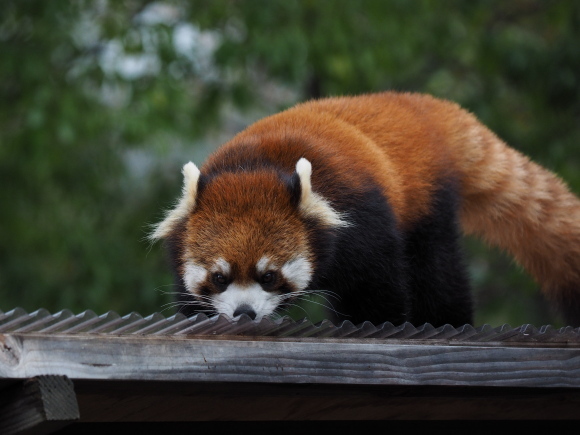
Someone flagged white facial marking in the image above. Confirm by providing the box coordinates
[183,261,208,293]
[213,283,278,320]
[149,161,201,241]
[211,257,231,275]
[256,256,275,274]
[281,255,313,290]
[296,158,350,228]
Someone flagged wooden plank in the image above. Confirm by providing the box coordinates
[1,333,580,388]
[0,375,79,434]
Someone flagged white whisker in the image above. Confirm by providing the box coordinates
[276,288,348,318]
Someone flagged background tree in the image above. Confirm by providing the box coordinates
[1,0,578,326]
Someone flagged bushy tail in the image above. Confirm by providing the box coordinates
[456,119,580,325]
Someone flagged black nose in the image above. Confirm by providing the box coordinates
[233,304,257,320]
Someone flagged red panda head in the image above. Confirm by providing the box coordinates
[150,158,348,320]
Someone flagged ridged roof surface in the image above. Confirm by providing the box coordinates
[1,308,579,343]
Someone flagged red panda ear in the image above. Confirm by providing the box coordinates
[149,162,201,240]
[295,158,349,228]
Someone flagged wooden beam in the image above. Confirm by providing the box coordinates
[71,380,580,421]
[1,333,580,388]
[0,375,79,434]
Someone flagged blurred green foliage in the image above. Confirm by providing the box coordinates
[1,0,578,326]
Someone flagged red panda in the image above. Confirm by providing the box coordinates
[150,92,580,327]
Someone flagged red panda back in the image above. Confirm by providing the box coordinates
[211,93,458,228]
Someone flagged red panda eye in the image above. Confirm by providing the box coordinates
[260,272,276,285]
[212,273,228,286]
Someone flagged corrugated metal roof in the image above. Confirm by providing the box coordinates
[1,307,579,343]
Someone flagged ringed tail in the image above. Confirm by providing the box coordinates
[454,111,580,324]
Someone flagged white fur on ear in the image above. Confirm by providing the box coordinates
[295,158,349,228]
[149,162,201,240]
